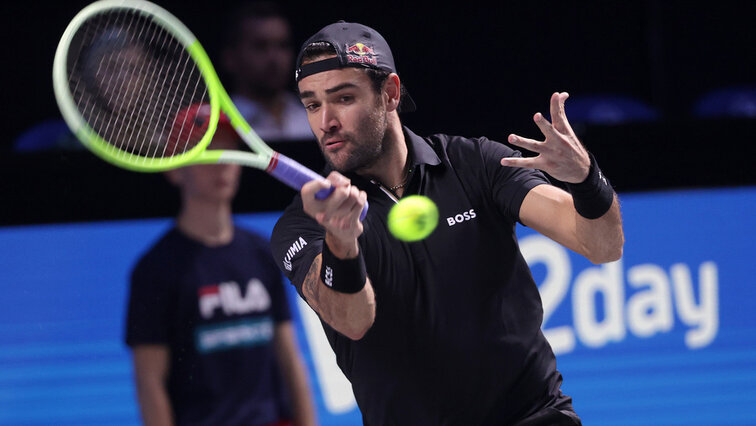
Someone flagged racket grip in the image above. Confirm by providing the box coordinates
[314,187,335,200]
[269,154,368,221]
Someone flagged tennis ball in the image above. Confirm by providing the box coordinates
[387,195,439,242]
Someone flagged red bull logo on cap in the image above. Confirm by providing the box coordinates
[346,43,374,55]
[346,42,377,65]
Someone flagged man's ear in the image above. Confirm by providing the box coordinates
[384,73,401,113]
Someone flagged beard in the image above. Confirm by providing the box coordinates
[322,99,388,174]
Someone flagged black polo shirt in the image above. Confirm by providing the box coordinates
[271,127,576,425]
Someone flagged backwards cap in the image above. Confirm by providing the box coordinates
[295,21,416,112]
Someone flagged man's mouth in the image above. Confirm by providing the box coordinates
[323,138,346,151]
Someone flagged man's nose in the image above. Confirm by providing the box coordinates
[320,105,340,133]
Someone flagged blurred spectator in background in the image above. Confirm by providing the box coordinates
[125,103,317,426]
[13,119,80,152]
[558,93,661,138]
[221,2,312,142]
[693,85,756,119]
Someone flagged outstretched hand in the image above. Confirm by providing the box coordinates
[500,92,590,184]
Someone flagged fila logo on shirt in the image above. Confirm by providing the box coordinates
[283,236,308,271]
[198,279,271,319]
[446,208,477,226]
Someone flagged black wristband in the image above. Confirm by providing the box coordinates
[319,243,367,294]
[565,152,615,219]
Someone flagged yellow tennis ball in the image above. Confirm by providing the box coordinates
[388,195,439,242]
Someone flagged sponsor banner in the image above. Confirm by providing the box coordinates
[0,188,754,425]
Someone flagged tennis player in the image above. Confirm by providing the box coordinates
[271,21,624,425]
[125,104,316,426]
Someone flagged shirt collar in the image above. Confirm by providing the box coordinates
[334,126,442,188]
[404,126,441,167]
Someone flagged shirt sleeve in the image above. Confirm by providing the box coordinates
[258,239,293,324]
[270,195,325,302]
[124,252,174,347]
[237,229,294,324]
[270,274,292,323]
[477,137,551,223]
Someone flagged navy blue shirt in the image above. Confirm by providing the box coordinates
[272,127,578,425]
[126,226,292,426]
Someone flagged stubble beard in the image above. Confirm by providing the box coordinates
[323,101,389,174]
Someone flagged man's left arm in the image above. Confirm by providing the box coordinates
[519,184,623,264]
[501,92,624,264]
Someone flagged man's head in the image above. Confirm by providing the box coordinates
[221,2,293,98]
[294,21,414,113]
[84,28,150,115]
[295,22,414,173]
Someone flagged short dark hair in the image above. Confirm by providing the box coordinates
[222,1,289,48]
[300,42,408,108]
[299,42,336,65]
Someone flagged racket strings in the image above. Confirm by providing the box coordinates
[67,8,209,161]
[107,11,158,158]
[112,10,205,159]
[93,11,149,157]
[78,11,152,153]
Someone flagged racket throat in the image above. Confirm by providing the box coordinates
[265,152,280,173]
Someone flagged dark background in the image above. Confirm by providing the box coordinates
[3,0,755,226]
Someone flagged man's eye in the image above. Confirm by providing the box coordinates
[305,103,319,111]
[339,95,353,103]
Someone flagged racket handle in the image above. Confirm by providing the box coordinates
[314,187,335,200]
[269,154,369,221]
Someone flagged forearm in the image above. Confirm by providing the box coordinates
[302,240,376,340]
[274,324,317,426]
[565,150,624,263]
[132,346,173,426]
[297,173,375,339]
[521,185,624,265]
[575,194,624,264]
[284,362,317,426]
[135,380,174,426]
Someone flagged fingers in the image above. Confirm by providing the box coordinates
[322,185,363,227]
[301,171,366,230]
[549,92,568,122]
[301,178,333,202]
[502,91,580,176]
[548,92,561,129]
[510,92,568,152]
[500,155,540,170]
[549,91,573,135]
[347,188,369,223]
[301,171,348,203]
[529,92,574,140]
[532,112,557,140]
[508,134,543,153]
[326,171,351,188]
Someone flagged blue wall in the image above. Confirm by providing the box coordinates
[1,187,755,425]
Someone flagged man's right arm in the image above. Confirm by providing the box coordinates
[296,172,376,340]
[300,248,376,340]
[131,345,173,426]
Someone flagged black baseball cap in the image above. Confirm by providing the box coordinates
[295,21,416,112]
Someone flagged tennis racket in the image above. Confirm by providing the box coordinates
[52,0,367,220]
